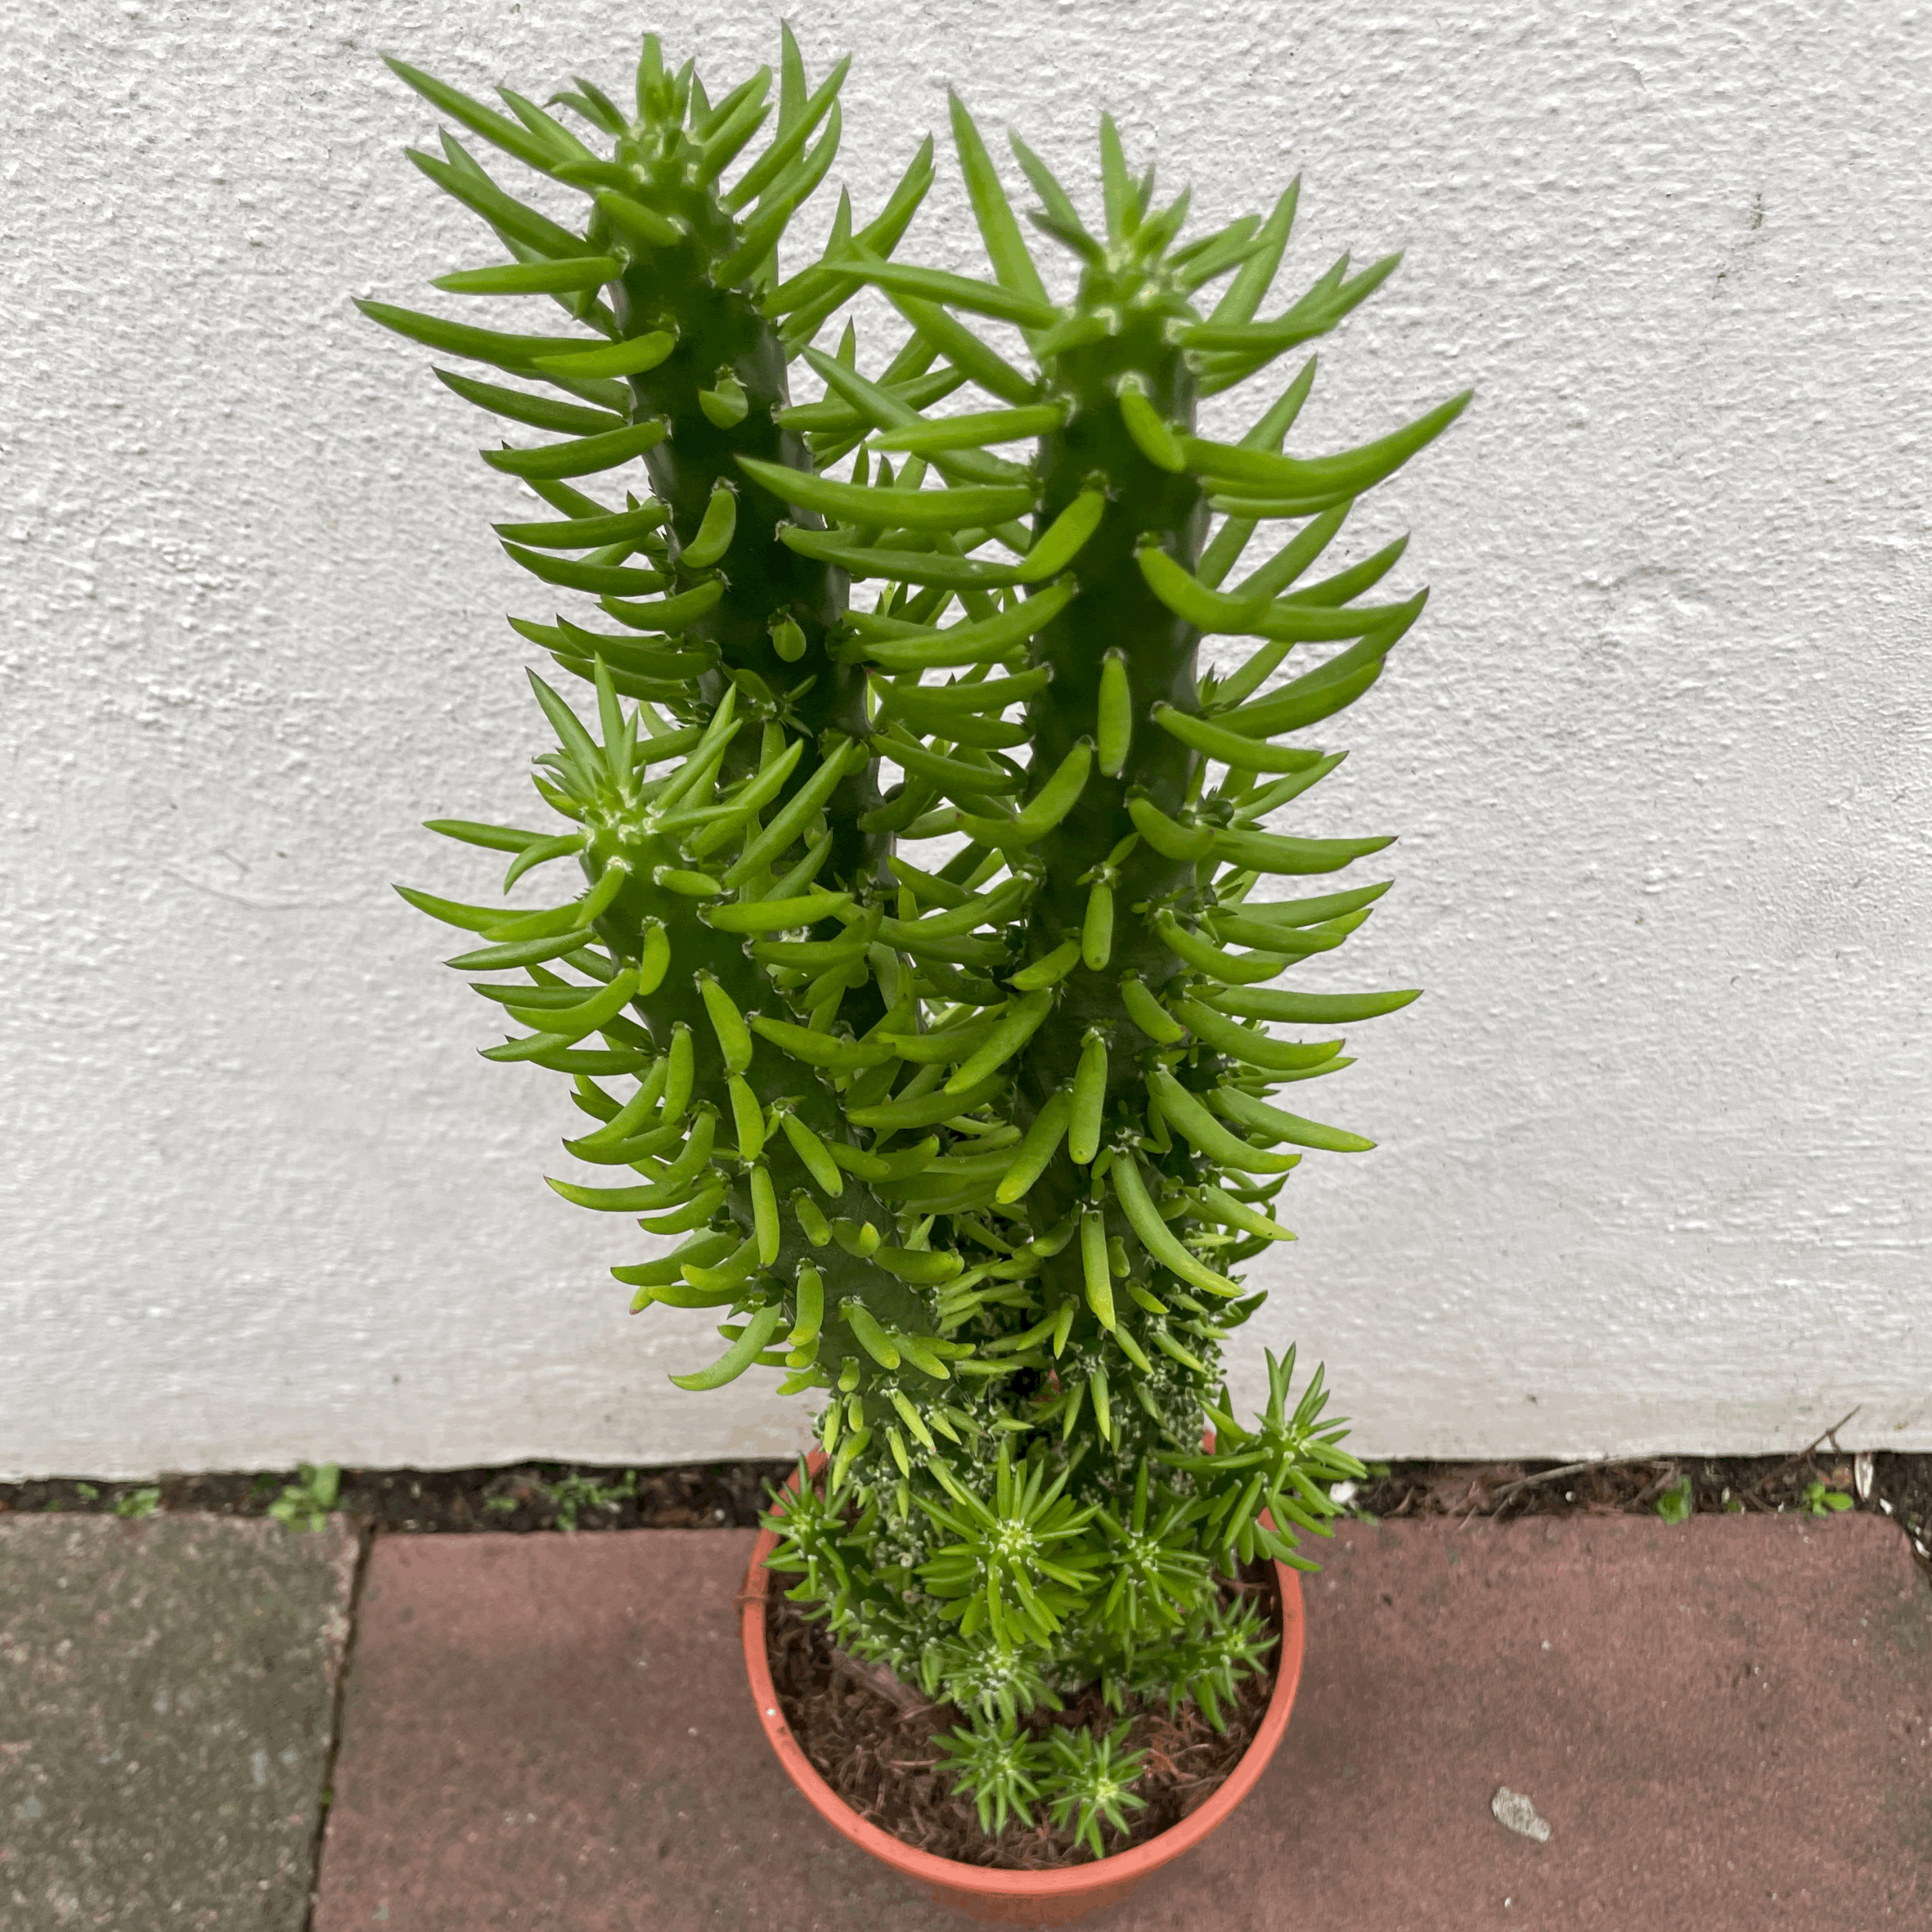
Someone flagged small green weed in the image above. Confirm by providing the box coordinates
[542,1469,636,1532]
[114,1486,162,1519]
[1800,1478,1854,1518]
[269,1464,342,1532]
[1655,1477,1695,1523]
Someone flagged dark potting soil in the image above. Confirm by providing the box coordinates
[1348,1444,1927,1578]
[763,1565,1279,1871]
[0,1461,794,1534]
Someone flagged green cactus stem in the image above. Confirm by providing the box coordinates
[753,96,1465,1795]
[369,32,994,1427]
[369,34,1465,1859]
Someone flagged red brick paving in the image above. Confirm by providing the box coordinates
[313,1515,1930,1930]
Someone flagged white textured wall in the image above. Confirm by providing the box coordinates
[3,0,1927,1479]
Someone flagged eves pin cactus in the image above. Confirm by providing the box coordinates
[369,31,1465,1857]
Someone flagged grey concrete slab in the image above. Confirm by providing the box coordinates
[0,1514,359,1930]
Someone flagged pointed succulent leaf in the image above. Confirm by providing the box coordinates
[386,56,564,174]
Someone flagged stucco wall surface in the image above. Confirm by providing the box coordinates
[2,0,1927,1479]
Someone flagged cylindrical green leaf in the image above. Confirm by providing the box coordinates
[670,1304,784,1391]
[1096,649,1133,777]
[750,1163,781,1264]
[698,973,753,1074]
[662,1024,695,1122]
[435,255,623,296]
[727,1074,766,1158]
[1111,1153,1243,1298]
[944,989,1052,1094]
[531,331,678,380]
[842,1299,901,1370]
[698,374,750,429]
[594,189,686,249]
[1068,1030,1108,1166]
[681,481,739,566]
[993,1090,1072,1205]
[1080,1209,1116,1331]
[778,1111,845,1196]
[481,419,668,481]
[1080,881,1114,971]
[1009,937,1080,991]
[1118,383,1186,472]
[789,1263,825,1346]
[638,919,671,993]
[1118,975,1188,1044]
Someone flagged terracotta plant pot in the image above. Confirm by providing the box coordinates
[740,1458,1306,1927]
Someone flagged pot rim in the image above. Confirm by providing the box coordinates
[740,1454,1305,1903]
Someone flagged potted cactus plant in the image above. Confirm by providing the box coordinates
[366,26,1464,1922]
